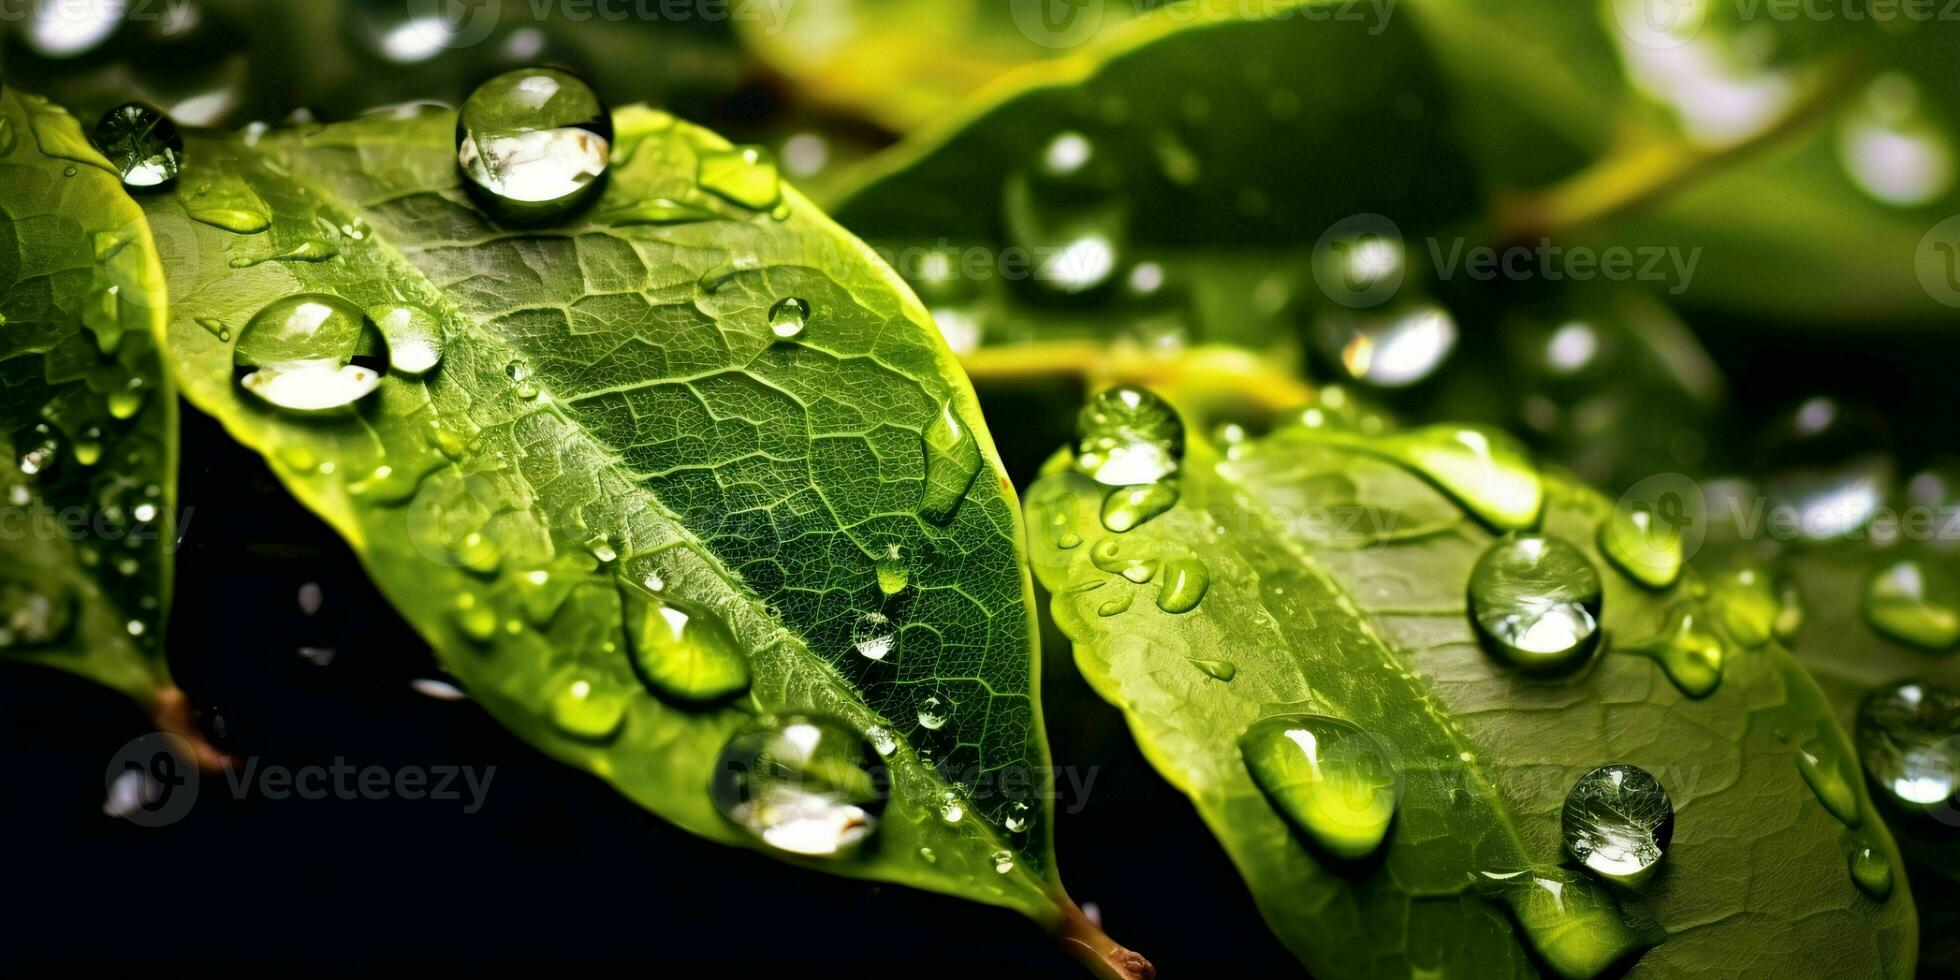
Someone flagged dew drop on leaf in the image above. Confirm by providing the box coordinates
[1003,800,1032,833]
[710,713,885,857]
[1100,481,1178,533]
[1237,713,1398,861]
[1863,558,1960,651]
[767,296,810,339]
[16,423,59,477]
[366,305,445,377]
[232,294,384,414]
[1620,604,1726,698]
[1154,556,1209,614]
[916,694,948,730]
[851,610,895,662]
[1468,533,1603,674]
[1472,869,1643,979]
[874,545,909,596]
[1848,843,1894,899]
[549,671,630,741]
[1855,680,1960,809]
[919,401,981,524]
[1090,537,1157,584]
[195,317,231,342]
[1074,385,1184,487]
[456,67,611,219]
[618,575,750,703]
[1795,728,1862,826]
[937,789,965,824]
[1598,496,1685,589]
[696,144,781,210]
[1189,658,1236,682]
[90,102,181,190]
[1561,764,1674,884]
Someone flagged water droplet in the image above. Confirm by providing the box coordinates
[767,296,809,340]
[1044,508,1082,550]
[852,610,896,662]
[1864,558,1960,651]
[1838,73,1954,208]
[1304,424,1542,530]
[991,849,1016,874]
[1090,537,1158,584]
[1756,397,1892,542]
[874,545,909,596]
[450,593,498,643]
[1074,386,1183,487]
[228,240,339,268]
[366,305,445,377]
[1598,497,1685,589]
[196,317,232,342]
[1003,801,1032,833]
[711,713,885,857]
[916,695,948,730]
[22,0,121,56]
[549,672,630,741]
[1003,131,1127,295]
[1155,556,1210,614]
[91,103,182,190]
[1796,729,1862,826]
[1561,765,1674,885]
[1856,680,1959,809]
[1190,658,1236,682]
[1473,869,1643,979]
[1096,592,1134,617]
[185,178,271,234]
[919,401,982,524]
[0,576,77,649]
[937,789,965,823]
[1238,714,1397,860]
[456,68,611,220]
[1709,566,1778,647]
[1314,302,1457,388]
[1622,604,1726,698]
[1849,843,1894,899]
[1469,534,1603,674]
[619,576,750,703]
[1100,481,1178,533]
[232,294,384,414]
[592,197,718,225]
[864,724,897,757]
[696,144,780,210]
[16,423,59,477]
[586,533,619,564]
[505,357,538,398]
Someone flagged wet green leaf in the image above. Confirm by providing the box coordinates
[0,88,186,728]
[1027,409,1917,976]
[139,102,1117,948]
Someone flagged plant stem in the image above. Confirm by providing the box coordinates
[1053,895,1155,980]
[151,685,229,772]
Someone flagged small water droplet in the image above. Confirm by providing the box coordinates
[1469,534,1603,674]
[1239,714,1397,860]
[1189,658,1236,681]
[919,401,982,524]
[937,789,965,823]
[916,695,949,730]
[505,357,538,398]
[1155,556,1209,614]
[619,576,750,703]
[1096,592,1134,617]
[1473,869,1643,979]
[1856,680,1959,809]
[586,533,619,564]
[450,593,498,643]
[1101,481,1178,533]
[874,545,909,596]
[91,102,182,190]
[1304,424,1542,530]
[852,610,896,662]
[185,177,272,234]
[227,240,338,268]
[1796,728,1862,826]
[456,68,611,220]
[1849,843,1894,899]
[1622,604,1727,698]
[1709,565,1779,647]
[1090,537,1158,584]
[1074,386,1183,487]
[367,305,446,377]
[711,713,885,857]
[1864,558,1960,651]
[593,197,719,225]
[1003,801,1032,833]
[767,296,810,340]
[865,724,897,757]
[1561,765,1674,884]
[232,294,384,414]
[549,672,630,741]
[696,144,781,210]
[991,848,1016,874]
[15,424,59,477]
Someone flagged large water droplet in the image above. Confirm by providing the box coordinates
[1155,556,1210,614]
[185,178,272,234]
[1622,604,1726,698]
[1474,869,1642,979]
[1237,714,1398,861]
[456,68,611,220]
[1849,843,1894,899]
[1796,728,1862,826]
[768,296,810,340]
[696,144,781,211]
[1303,424,1543,530]
[1100,481,1177,533]
[367,305,446,377]
[1561,765,1674,884]
[1469,534,1603,674]
[233,294,384,414]
[91,102,182,190]
[1864,558,1960,651]
[1074,386,1183,487]
[1856,680,1959,809]
[852,610,896,662]
[619,577,750,703]
[916,695,948,730]
[919,401,982,524]
[711,713,885,857]
[548,672,630,741]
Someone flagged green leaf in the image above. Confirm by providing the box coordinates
[0,88,198,743]
[1026,410,1917,976]
[141,103,1136,967]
